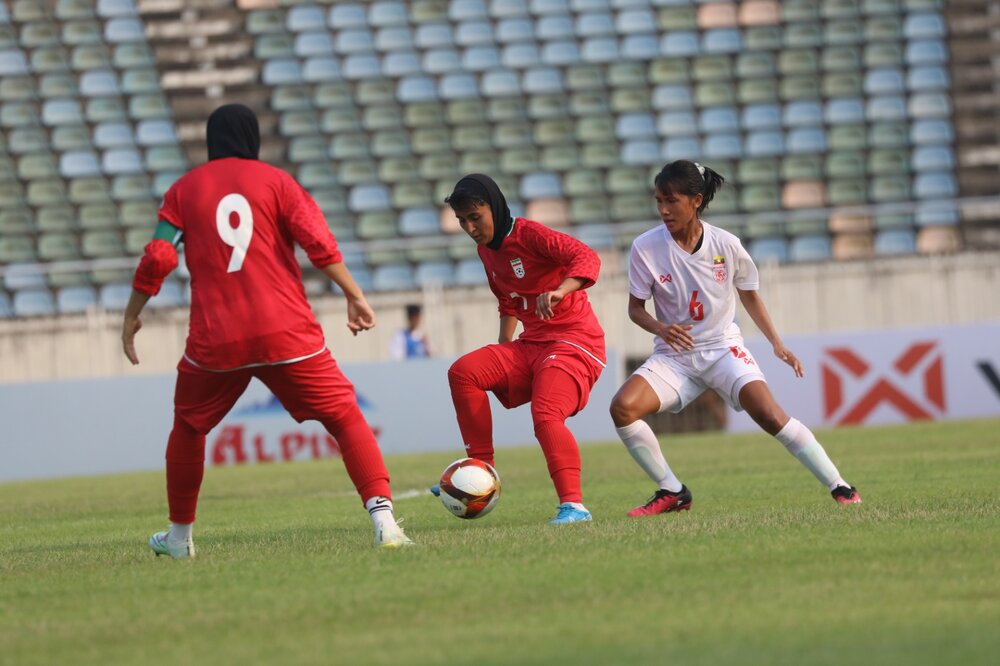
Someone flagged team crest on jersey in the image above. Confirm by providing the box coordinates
[510,257,525,278]
[713,256,726,282]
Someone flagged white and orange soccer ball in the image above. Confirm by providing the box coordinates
[438,458,501,519]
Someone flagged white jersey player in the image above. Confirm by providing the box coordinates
[609,160,862,516]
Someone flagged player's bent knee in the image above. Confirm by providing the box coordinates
[609,394,644,427]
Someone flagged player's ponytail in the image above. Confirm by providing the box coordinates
[654,160,727,214]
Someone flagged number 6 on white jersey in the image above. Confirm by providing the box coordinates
[215,193,254,273]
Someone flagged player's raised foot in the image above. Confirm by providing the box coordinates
[429,483,441,497]
[831,485,862,504]
[149,530,195,559]
[549,503,592,525]
[376,521,414,549]
[627,485,693,517]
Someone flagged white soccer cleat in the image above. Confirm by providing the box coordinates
[149,530,195,559]
[375,522,414,549]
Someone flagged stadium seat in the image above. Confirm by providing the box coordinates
[703,134,743,159]
[746,131,785,156]
[912,146,954,172]
[652,85,693,111]
[146,280,182,310]
[915,202,958,228]
[569,194,613,224]
[866,96,907,121]
[870,175,911,202]
[662,136,702,161]
[538,14,574,40]
[617,7,656,34]
[739,78,779,104]
[913,172,957,199]
[916,225,961,254]
[337,29,377,55]
[376,26,416,51]
[789,235,832,262]
[415,261,455,288]
[56,285,97,314]
[497,17,534,43]
[909,93,950,118]
[748,237,789,264]
[700,107,740,133]
[372,264,416,292]
[901,58,942,87]
[737,157,780,184]
[99,282,132,310]
[874,228,917,256]
[656,111,698,137]
[455,258,487,285]
[905,40,947,66]
[825,97,865,125]
[661,31,700,57]
[0,292,12,318]
[904,13,946,39]
[520,172,563,200]
[4,263,47,291]
[439,73,478,99]
[622,33,659,59]
[13,288,56,317]
[783,101,823,127]
[104,18,144,43]
[79,202,118,229]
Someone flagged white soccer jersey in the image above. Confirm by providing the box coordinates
[628,221,760,355]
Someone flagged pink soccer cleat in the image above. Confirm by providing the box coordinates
[627,485,693,517]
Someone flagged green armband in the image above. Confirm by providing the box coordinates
[153,219,183,246]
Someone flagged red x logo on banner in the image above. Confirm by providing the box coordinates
[821,342,946,425]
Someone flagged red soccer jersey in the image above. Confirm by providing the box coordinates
[158,158,342,370]
[479,218,606,363]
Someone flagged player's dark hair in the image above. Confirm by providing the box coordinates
[654,160,725,214]
[444,187,488,211]
[405,303,421,318]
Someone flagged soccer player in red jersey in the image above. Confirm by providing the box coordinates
[438,174,607,524]
[121,104,412,556]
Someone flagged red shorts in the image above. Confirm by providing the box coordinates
[174,350,360,434]
[488,340,604,416]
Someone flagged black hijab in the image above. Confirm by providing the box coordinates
[454,174,513,251]
[206,104,260,161]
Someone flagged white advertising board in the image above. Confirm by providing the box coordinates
[0,353,622,483]
[727,322,1000,432]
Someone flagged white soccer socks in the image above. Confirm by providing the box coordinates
[616,420,684,493]
[366,496,413,548]
[774,418,849,490]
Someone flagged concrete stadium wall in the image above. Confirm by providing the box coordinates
[1,250,999,384]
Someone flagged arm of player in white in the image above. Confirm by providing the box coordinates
[737,288,803,377]
[628,294,694,353]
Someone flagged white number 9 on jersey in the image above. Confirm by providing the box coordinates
[215,193,254,273]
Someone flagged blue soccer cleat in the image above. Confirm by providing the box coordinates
[429,483,441,497]
[549,503,592,525]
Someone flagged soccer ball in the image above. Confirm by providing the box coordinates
[438,458,501,519]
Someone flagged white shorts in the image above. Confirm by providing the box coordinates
[633,344,767,413]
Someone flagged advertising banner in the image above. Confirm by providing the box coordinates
[727,323,1000,432]
[0,353,622,483]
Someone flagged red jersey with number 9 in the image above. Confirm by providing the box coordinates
[158,158,342,370]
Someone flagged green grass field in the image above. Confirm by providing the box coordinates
[2,419,998,666]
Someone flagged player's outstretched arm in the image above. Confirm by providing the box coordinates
[122,289,151,365]
[535,277,587,320]
[322,261,375,336]
[737,288,803,377]
[628,294,694,352]
[498,315,518,343]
